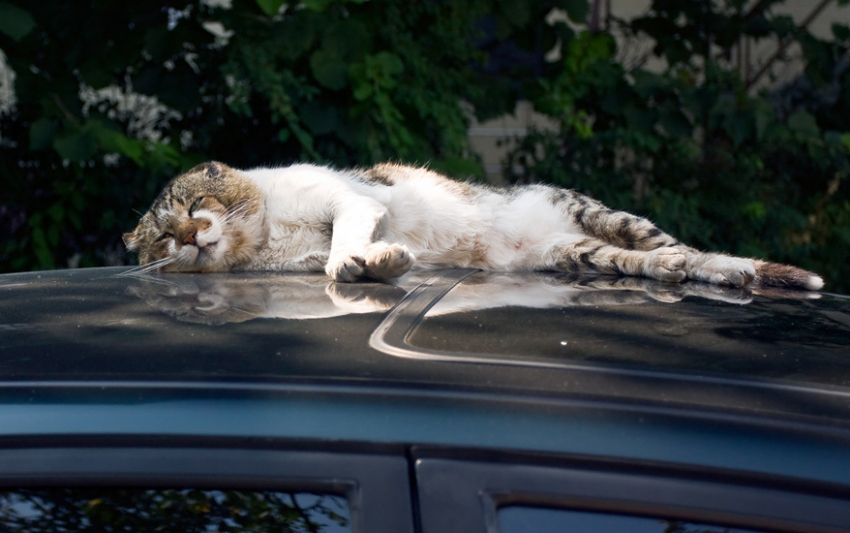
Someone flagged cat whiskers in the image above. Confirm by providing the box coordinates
[121,271,179,288]
[118,256,177,280]
[220,211,246,226]
[221,200,254,225]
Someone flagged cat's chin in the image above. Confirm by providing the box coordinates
[193,243,232,271]
[196,242,220,261]
[159,242,231,273]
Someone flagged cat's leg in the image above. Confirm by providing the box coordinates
[548,188,820,289]
[325,196,385,282]
[551,188,679,251]
[325,196,414,282]
[575,206,757,287]
[677,247,756,287]
[547,237,687,283]
[550,188,760,287]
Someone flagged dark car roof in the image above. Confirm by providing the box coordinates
[2,267,850,485]
[2,267,848,398]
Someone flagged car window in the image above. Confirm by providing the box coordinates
[498,506,759,533]
[0,488,350,532]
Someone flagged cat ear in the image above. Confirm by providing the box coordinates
[207,161,233,179]
[207,161,223,179]
[123,231,140,251]
[185,161,228,179]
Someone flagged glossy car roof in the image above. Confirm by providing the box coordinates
[3,267,850,485]
[1,266,849,421]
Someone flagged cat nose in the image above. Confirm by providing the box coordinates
[182,229,197,245]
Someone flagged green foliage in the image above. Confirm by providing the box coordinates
[0,0,570,273]
[506,0,850,292]
[0,2,35,42]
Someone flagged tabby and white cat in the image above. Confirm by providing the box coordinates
[123,161,824,290]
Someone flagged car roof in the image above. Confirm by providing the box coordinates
[1,266,848,420]
[3,266,850,485]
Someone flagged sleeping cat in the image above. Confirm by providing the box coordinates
[123,161,824,290]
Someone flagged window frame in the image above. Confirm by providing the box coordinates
[414,454,850,533]
[0,443,414,533]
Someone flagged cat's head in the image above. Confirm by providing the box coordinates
[123,161,266,272]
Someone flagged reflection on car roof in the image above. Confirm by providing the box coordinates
[1,266,849,426]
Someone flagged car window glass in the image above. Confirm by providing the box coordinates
[0,488,350,532]
[498,506,761,533]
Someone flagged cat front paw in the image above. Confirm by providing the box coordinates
[363,242,414,280]
[326,254,366,282]
[643,247,687,283]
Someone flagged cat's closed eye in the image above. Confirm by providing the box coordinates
[189,197,204,215]
[157,232,174,242]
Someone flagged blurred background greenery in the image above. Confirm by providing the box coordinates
[1,0,848,291]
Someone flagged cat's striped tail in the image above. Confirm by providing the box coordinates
[753,260,824,291]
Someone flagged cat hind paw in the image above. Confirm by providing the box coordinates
[695,256,755,287]
[643,247,687,283]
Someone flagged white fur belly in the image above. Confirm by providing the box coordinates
[392,186,585,271]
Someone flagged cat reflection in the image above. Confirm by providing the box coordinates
[126,273,407,325]
[124,271,797,326]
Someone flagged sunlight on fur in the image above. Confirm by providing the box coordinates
[124,161,824,291]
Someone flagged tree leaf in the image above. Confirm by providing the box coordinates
[30,227,56,269]
[497,0,531,28]
[29,119,58,151]
[754,100,774,142]
[0,2,36,42]
[787,110,820,137]
[370,51,404,87]
[255,0,285,17]
[725,112,752,148]
[95,128,145,166]
[300,102,340,136]
[53,130,98,162]
[840,132,850,152]
[47,203,65,223]
[430,157,486,181]
[302,0,368,11]
[79,59,115,89]
[310,50,348,91]
[658,109,692,138]
[562,0,590,24]
[322,19,369,61]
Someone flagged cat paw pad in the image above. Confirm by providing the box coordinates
[326,254,366,282]
[644,247,687,283]
[698,257,755,287]
[364,242,414,280]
